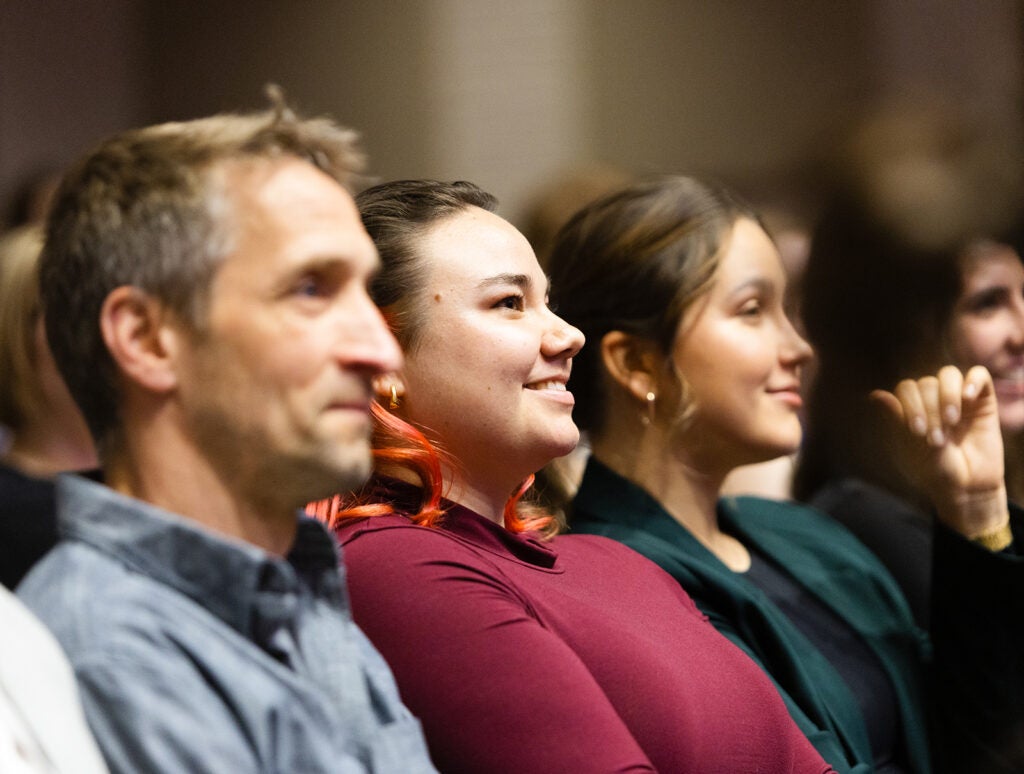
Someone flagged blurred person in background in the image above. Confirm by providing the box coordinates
[0,225,96,589]
[0,583,108,773]
[796,106,1024,630]
[518,163,635,507]
[0,170,62,233]
[518,162,634,268]
[0,181,107,774]
[798,220,1024,628]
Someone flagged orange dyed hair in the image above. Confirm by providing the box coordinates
[306,402,557,536]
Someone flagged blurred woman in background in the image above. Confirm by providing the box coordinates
[795,108,1024,628]
[0,225,96,588]
[797,213,1024,626]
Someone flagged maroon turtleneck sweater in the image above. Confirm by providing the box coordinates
[335,480,832,774]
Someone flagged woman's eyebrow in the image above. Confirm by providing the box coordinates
[476,273,531,290]
[726,277,774,298]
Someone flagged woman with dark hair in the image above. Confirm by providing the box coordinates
[310,180,833,773]
[546,175,1024,774]
[797,188,1024,627]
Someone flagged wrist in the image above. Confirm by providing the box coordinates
[934,485,1010,540]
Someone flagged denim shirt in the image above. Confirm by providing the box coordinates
[17,475,437,774]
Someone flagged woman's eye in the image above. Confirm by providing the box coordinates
[739,300,763,317]
[967,289,1005,314]
[495,294,525,311]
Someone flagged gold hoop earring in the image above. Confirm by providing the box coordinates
[388,384,400,410]
[641,391,656,426]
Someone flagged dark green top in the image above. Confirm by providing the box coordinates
[571,457,929,774]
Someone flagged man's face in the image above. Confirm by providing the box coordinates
[174,158,401,510]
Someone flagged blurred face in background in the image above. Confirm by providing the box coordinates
[949,241,1024,433]
[32,316,91,441]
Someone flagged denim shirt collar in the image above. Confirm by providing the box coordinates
[55,474,346,637]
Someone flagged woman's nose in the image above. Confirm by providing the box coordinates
[781,314,813,365]
[545,313,585,358]
[1008,300,1024,350]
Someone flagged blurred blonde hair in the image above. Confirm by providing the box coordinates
[0,225,46,433]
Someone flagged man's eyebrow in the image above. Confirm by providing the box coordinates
[476,273,531,290]
[282,254,356,279]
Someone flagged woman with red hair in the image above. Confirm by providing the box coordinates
[310,179,833,773]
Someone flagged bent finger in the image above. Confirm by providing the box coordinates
[869,389,905,424]
[916,376,946,446]
[937,365,964,427]
[893,378,929,439]
[963,364,994,404]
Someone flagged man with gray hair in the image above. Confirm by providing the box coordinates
[17,97,437,773]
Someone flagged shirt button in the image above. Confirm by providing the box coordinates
[279,592,298,615]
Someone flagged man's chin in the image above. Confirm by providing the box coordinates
[316,447,375,496]
[260,448,374,510]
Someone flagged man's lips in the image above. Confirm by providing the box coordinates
[326,399,373,413]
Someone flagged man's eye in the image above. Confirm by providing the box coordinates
[294,276,324,297]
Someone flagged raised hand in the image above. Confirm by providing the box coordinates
[871,365,1008,539]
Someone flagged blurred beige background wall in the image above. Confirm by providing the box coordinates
[1,0,1020,222]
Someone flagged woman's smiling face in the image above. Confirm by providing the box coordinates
[669,218,812,472]
[397,205,585,483]
[950,242,1024,433]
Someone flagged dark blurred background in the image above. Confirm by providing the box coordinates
[1,0,1021,223]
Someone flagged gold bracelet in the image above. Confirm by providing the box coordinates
[971,522,1014,552]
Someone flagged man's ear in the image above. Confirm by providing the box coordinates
[600,330,662,402]
[99,286,180,394]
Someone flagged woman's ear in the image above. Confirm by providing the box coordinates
[99,286,179,394]
[600,331,662,403]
